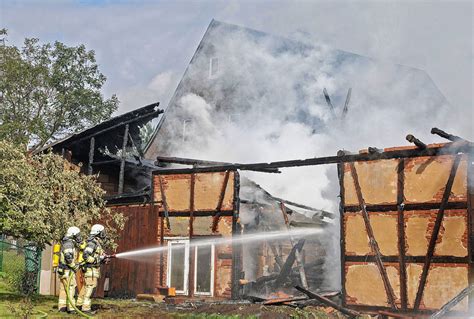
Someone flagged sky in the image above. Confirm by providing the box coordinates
[1,0,472,122]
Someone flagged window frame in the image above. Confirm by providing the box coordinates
[166,238,190,295]
[193,243,215,296]
[209,57,219,79]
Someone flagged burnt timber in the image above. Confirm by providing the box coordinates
[295,286,361,318]
[155,155,281,173]
[154,140,472,174]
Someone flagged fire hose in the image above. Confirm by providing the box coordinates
[62,271,93,318]
[62,254,115,318]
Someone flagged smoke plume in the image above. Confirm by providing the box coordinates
[154,21,467,290]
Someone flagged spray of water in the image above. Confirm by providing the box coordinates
[115,227,321,260]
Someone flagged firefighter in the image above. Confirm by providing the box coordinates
[57,226,82,313]
[77,224,107,314]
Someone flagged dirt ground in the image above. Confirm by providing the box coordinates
[0,293,350,318]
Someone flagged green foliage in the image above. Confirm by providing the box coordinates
[0,140,125,249]
[0,31,118,150]
[139,122,156,149]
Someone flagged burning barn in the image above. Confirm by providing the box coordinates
[34,103,333,301]
[35,100,473,316]
[33,19,473,317]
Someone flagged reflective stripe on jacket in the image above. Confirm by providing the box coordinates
[59,237,77,270]
[82,237,103,267]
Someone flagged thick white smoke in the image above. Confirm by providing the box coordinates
[164,23,453,211]
[155,22,465,290]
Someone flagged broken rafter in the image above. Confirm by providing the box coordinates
[323,88,336,117]
[245,179,333,217]
[267,241,285,270]
[274,238,305,287]
[155,156,281,174]
[153,142,472,173]
[294,286,360,318]
[431,127,470,143]
[406,134,427,149]
[262,225,285,270]
[341,88,352,118]
[348,162,398,310]
[263,291,340,306]
[413,154,463,310]
[262,296,309,305]
[430,285,474,319]
[280,203,308,289]
[277,197,333,218]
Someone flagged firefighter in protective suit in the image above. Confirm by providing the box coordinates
[57,226,82,313]
[77,224,107,314]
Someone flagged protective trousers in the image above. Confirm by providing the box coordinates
[58,270,77,311]
[77,268,99,311]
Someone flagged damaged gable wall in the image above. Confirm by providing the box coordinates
[340,145,473,314]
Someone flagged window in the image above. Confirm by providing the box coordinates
[194,244,215,296]
[209,57,219,78]
[182,119,192,142]
[166,239,189,295]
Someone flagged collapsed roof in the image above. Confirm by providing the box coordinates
[34,102,163,164]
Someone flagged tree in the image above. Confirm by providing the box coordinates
[0,140,124,249]
[0,31,118,151]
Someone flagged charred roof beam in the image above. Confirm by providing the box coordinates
[68,107,163,146]
[431,127,472,143]
[155,155,281,174]
[153,141,472,173]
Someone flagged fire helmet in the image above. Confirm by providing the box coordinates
[66,226,81,237]
[90,224,106,239]
[66,226,82,244]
